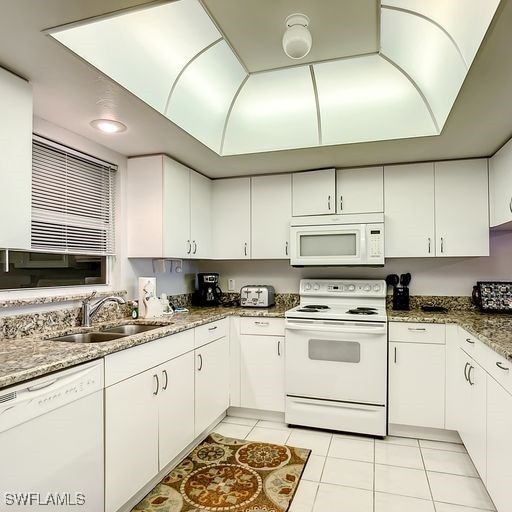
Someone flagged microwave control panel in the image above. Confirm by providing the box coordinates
[367,224,384,259]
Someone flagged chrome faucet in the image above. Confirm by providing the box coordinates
[81,292,127,327]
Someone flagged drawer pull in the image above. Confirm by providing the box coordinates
[162,369,168,391]
[153,374,160,396]
[255,321,269,326]
[277,340,281,356]
[468,365,475,386]
[466,338,475,344]
[197,354,203,372]
[408,327,426,331]
[496,361,510,371]
[464,362,470,381]
[208,326,218,331]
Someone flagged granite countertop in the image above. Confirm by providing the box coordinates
[389,309,512,362]
[0,305,288,390]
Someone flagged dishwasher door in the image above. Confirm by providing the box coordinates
[0,361,104,512]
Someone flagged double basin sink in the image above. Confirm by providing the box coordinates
[49,323,169,343]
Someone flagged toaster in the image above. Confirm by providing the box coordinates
[240,285,275,308]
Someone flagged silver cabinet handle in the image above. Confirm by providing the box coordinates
[162,369,168,391]
[440,237,444,253]
[328,195,332,211]
[509,196,512,213]
[466,338,475,344]
[255,321,269,326]
[187,240,191,254]
[244,242,247,256]
[153,374,160,396]
[192,240,197,254]
[464,362,470,381]
[208,325,218,331]
[496,361,510,371]
[428,237,431,254]
[277,340,281,356]
[394,346,397,364]
[339,195,343,211]
[197,354,203,371]
[408,327,426,331]
[468,365,475,385]
[285,241,289,256]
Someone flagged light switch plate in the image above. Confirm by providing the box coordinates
[228,279,235,292]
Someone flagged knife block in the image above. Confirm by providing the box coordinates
[392,286,410,310]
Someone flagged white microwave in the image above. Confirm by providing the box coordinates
[289,214,384,266]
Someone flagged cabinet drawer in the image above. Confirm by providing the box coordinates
[476,339,512,396]
[459,328,479,355]
[195,318,228,348]
[105,329,194,387]
[240,317,285,336]
[389,322,445,344]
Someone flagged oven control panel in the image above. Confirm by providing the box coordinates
[300,279,386,297]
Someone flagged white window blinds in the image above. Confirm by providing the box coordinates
[31,137,116,255]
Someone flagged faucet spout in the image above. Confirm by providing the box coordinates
[82,294,126,327]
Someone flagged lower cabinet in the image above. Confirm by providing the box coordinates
[388,341,445,429]
[195,336,230,436]
[240,335,285,412]
[486,376,512,512]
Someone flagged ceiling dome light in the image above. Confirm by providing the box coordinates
[90,118,127,133]
[282,14,312,60]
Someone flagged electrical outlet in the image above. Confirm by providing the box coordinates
[228,279,236,292]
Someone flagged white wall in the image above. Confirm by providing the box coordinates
[196,230,512,296]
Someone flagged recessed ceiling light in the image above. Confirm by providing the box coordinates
[282,14,312,60]
[90,118,127,133]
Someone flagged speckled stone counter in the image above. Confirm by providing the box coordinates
[0,306,287,389]
[389,309,512,362]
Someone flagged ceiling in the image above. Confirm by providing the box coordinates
[0,0,511,178]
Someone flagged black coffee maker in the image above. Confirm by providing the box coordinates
[192,273,222,307]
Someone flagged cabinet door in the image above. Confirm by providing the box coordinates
[487,376,512,512]
[489,138,512,227]
[384,163,435,257]
[163,157,191,258]
[252,174,291,259]
[336,167,383,214]
[435,159,489,257]
[195,337,230,436]
[158,352,195,470]
[212,178,251,259]
[292,168,335,216]
[190,171,212,258]
[105,369,158,512]
[240,335,285,412]
[389,342,445,428]
[0,68,32,250]
[457,349,487,480]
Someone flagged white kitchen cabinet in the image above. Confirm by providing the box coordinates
[0,67,32,250]
[127,155,211,258]
[195,336,230,436]
[456,347,487,480]
[158,352,195,470]
[384,163,435,257]
[388,341,445,428]
[292,168,335,216]
[252,174,291,259]
[486,376,512,512]
[336,166,383,214]
[434,159,489,256]
[489,137,512,228]
[212,178,251,259]
[240,335,285,412]
[105,367,159,512]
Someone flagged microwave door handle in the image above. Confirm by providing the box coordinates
[360,224,367,260]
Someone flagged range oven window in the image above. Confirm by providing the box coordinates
[308,338,361,363]
[300,233,357,257]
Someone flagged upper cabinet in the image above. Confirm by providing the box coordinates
[385,160,489,258]
[434,159,489,257]
[0,67,32,250]
[127,155,211,258]
[385,163,435,257]
[489,138,512,228]
[211,178,251,259]
[292,168,335,216]
[252,174,291,259]
[336,167,384,214]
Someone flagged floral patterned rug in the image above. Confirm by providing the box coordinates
[133,432,311,512]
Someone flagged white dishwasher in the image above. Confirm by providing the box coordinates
[0,360,104,511]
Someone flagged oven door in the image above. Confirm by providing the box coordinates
[285,319,387,405]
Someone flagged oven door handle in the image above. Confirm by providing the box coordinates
[285,323,387,335]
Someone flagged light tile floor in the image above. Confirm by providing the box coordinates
[215,416,496,512]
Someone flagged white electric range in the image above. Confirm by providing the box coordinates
[285,279,388,436]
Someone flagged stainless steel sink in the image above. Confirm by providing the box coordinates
[50,332,128,343]
[101,324,168,336]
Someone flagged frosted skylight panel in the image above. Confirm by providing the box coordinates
[381,8,467,129]
[315,55,437,145]
[51,0,221,113]
[382,0,500,66]
[167,41,247,153]
[223,67,318,155]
